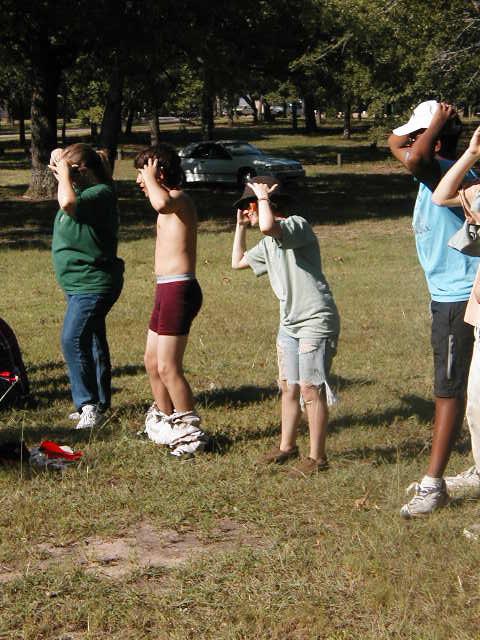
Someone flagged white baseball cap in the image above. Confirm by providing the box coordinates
[392,100,439,136]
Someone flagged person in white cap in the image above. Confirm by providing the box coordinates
[431,127,480,528]
[388,102,480,518]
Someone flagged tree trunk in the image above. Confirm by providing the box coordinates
[61,84,68,145]
[18,108,26,147]
[201,68,214,141]
[99,58,124,169]
[263,101,274,123]
[257,96,264,121]
[343,102,351,139]
[150,108,160,146]
[291,103,298,131]
[304,94,317,133]
[124,106,135,135]
[25,62,60,199]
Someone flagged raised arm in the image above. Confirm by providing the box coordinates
[49,150,78,216]
[432,125,480,208]
[247,181,282,238]
[232,209,251,269]
[138,157,176,213]
[388,103,457,187]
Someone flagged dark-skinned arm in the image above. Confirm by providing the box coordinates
[388,103,458,189]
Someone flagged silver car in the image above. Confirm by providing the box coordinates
[178,140,305,186]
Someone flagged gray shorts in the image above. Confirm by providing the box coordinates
[276,327,338,404]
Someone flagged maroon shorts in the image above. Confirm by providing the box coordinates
[149,279,203,336]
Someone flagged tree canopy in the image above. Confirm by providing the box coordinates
[0,0,477,196]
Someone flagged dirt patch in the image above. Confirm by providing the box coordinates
[0,518,264,583]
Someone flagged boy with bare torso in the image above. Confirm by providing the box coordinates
[135,144,206,457]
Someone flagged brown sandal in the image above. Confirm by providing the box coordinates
[256,445,299,466]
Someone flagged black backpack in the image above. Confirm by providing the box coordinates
[0,317,29,407]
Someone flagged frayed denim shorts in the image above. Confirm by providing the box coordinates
[276,327,338,404]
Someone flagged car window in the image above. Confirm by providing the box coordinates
[209,145,231,160]
[190,144,213,159]
[223,143,263,157]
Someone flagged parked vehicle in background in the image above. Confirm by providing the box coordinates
[178,140,305,186]
[235,105,255,116]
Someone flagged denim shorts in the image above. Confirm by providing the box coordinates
[276,327,338,401]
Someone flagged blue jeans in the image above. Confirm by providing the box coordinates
[61,290,121,411]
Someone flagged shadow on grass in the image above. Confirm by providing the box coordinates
[329,394,434,433]
[336,432,471,466]
[195,375,373,409]
[197,384,278,408]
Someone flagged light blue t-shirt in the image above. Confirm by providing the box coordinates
[412,158,480,302]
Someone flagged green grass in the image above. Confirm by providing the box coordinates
[1,122,480,639]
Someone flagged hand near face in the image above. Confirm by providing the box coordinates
[48,157,72,182]
[237,208,250,226]
[49,148,64,167]
[138,158,160,183]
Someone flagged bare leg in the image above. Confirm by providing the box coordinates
[301,384,328,461]
[426,395,465,477]
[144,330,173,414]
[279,380,301,451]
[156,334,195,413]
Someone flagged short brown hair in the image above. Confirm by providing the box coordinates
[134,144,183,188]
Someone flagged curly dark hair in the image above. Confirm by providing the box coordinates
[134,144,183,188]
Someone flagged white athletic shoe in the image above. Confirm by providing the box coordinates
[170,439,206,458]
[168,411,207,458]
[463,523,480,540]
[75,404,105,430]
[144,403,173,445]
[68,411,81,421]
[400,480,448,518]
[444,466,480,497]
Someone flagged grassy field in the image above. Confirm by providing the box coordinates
[1,121,480,639]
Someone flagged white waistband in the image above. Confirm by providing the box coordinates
[156,273,195,284]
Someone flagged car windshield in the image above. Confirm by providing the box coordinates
[223,143,264,157]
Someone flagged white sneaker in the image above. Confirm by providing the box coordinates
[168,411,203,446]
[400,480,448,518]
[75,404,105,430]
[68,411,81,421]
[144,403,173,445]
[170,438,207,458]
[168,411,207,457]
[444,466,480,497]
[463,523,480,540]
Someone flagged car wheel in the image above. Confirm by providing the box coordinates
[237,168,256,188]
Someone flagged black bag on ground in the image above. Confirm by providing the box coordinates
[0,317,29,407]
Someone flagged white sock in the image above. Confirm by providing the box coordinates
[421,475,443,490]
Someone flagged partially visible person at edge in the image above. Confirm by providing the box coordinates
[388,101,480,518]
[49,143,124,430]
[231,176,340,477]
[134,144,207,458]
[431,126,480,530]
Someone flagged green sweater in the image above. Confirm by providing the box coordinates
[52,183,124,293]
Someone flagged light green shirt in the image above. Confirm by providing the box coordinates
[246,215,339,338]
